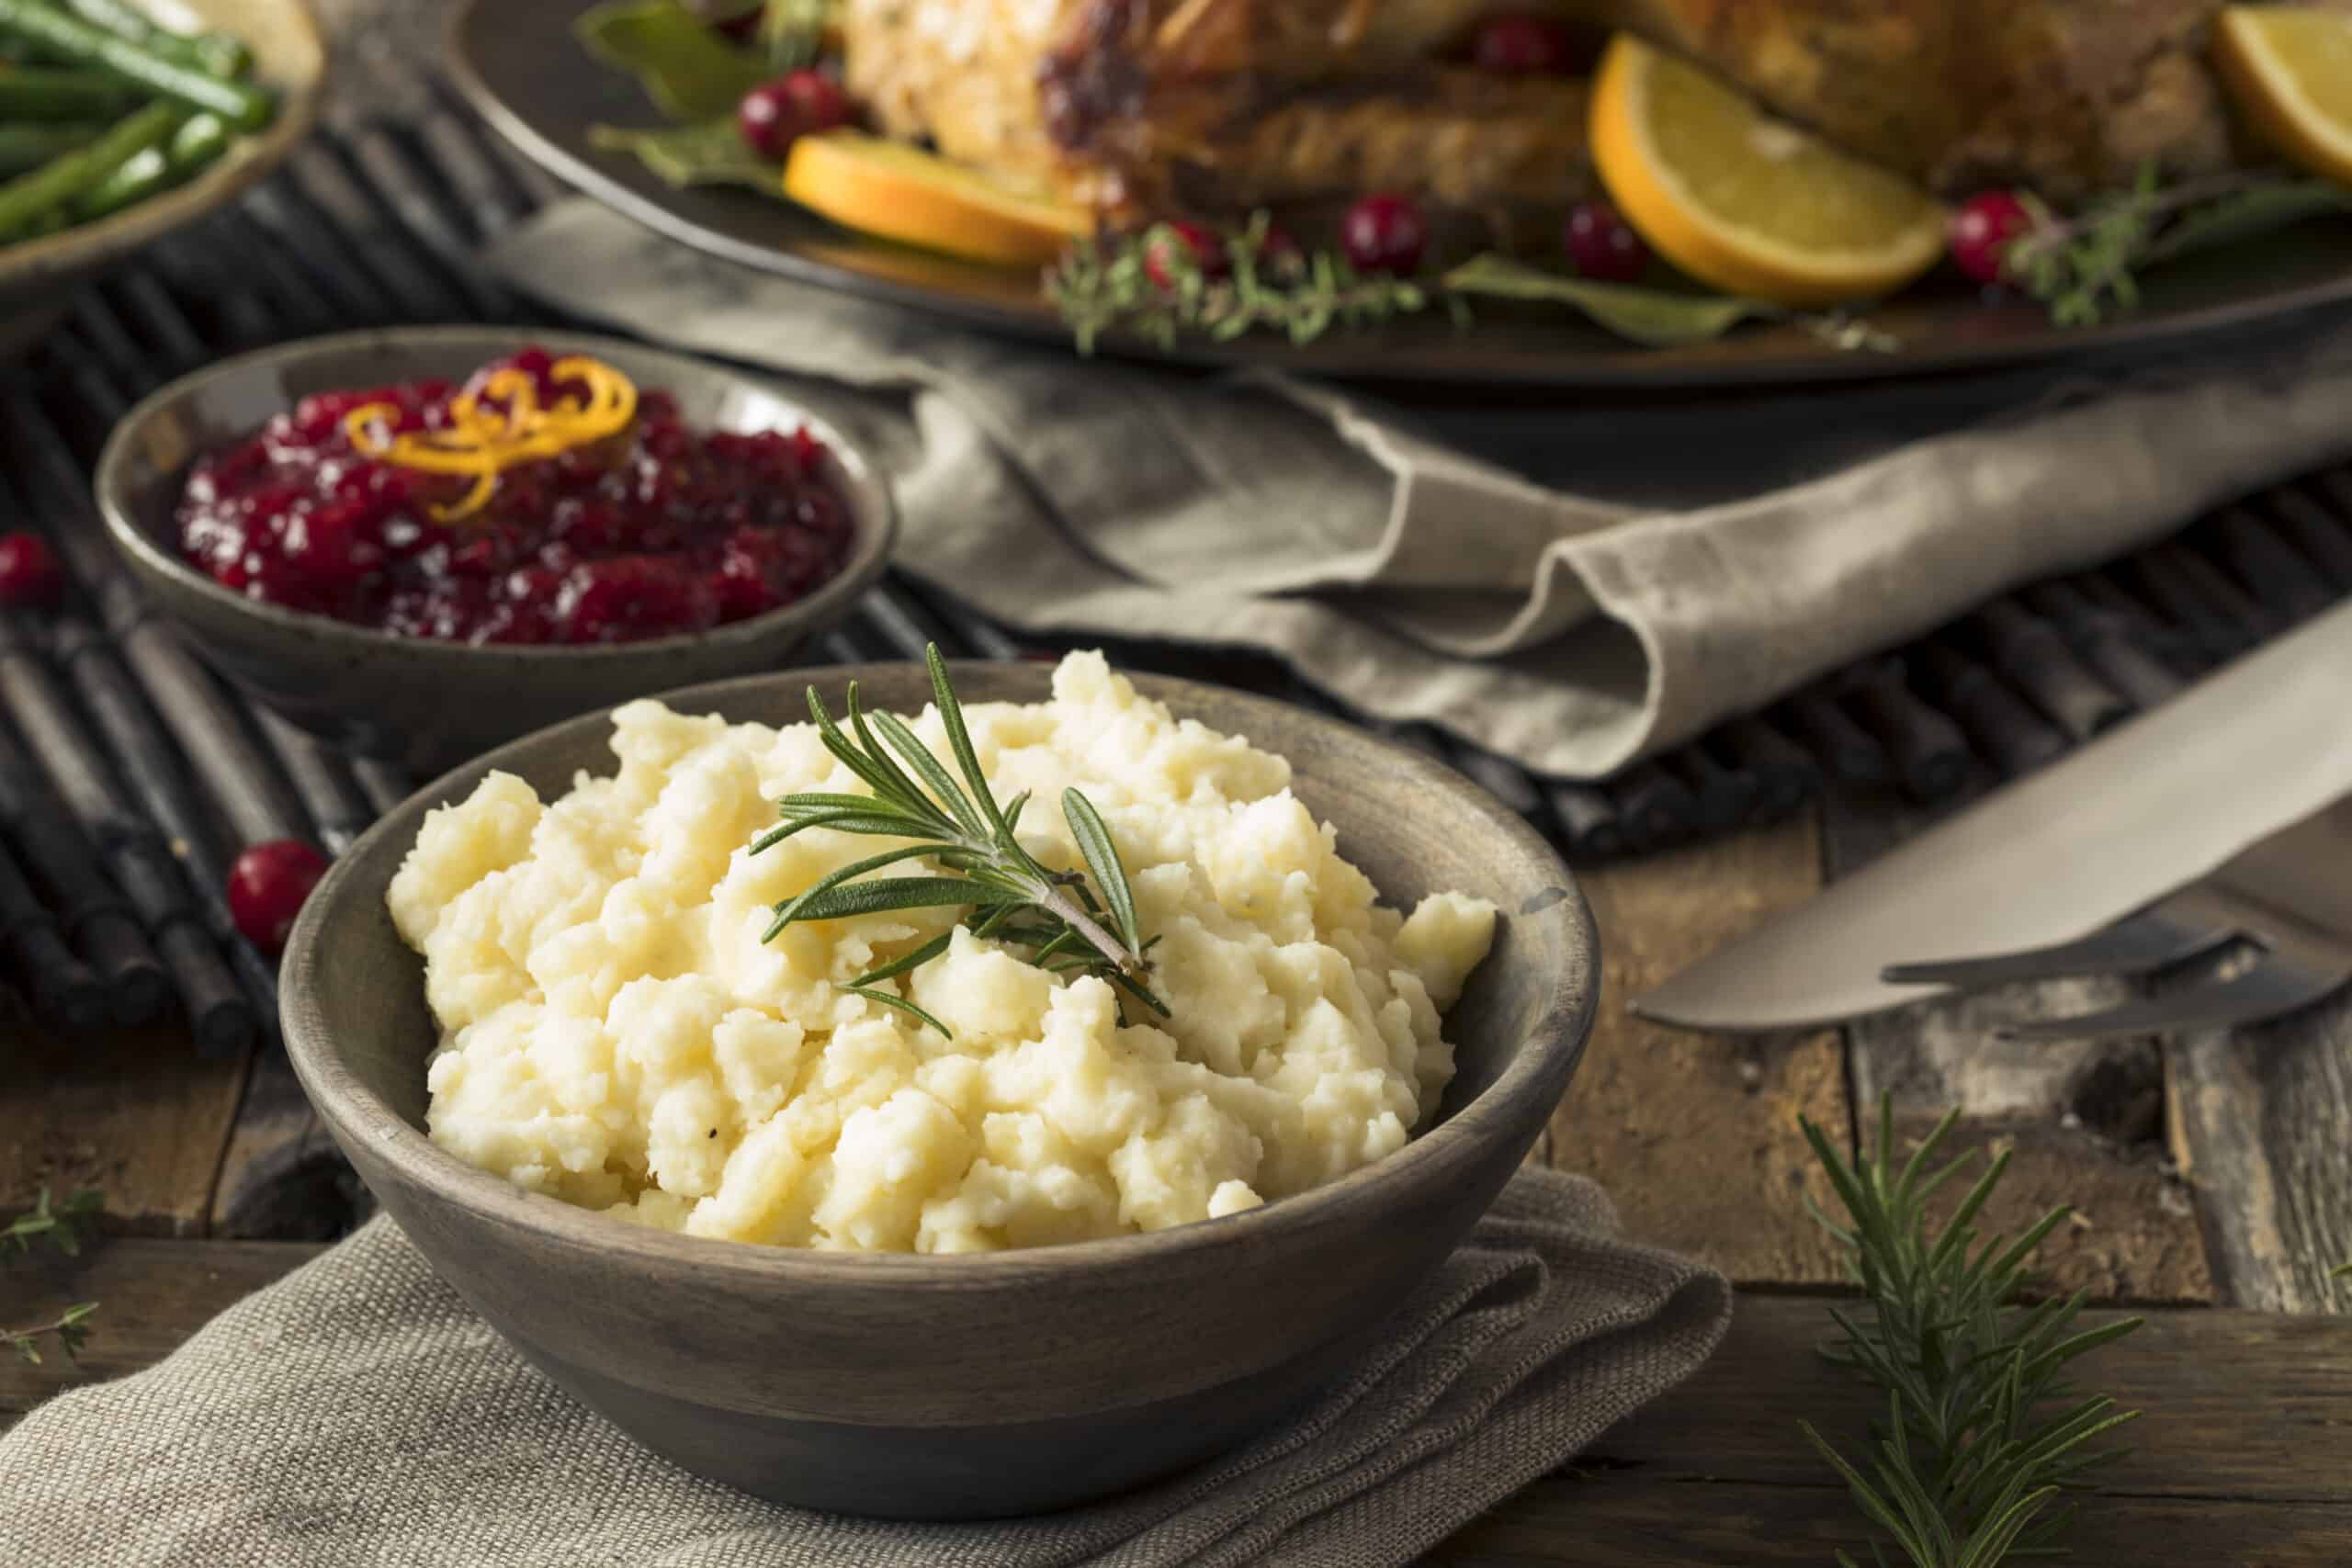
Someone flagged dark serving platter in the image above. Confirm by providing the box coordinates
[448,0,2352,392]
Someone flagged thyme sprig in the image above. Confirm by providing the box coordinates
[753,645,1163,1038]
[2005,167,2352,327]
[1800,1099,2143,1567]
[1048,214,1435,354]
[5,1185,102,1366]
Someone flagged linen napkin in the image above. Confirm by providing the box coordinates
[0,1167,1728,1567]
[486,202,2352,780]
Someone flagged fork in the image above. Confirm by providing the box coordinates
[1878,795,2352,1042]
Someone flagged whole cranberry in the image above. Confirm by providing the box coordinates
[228,840,330,954]
[1564,201,1649,283]
[1143,221,1227,289]
[1951,190,2033,286]
[1471,13,1580,73]
[737,70,854,160]
[1341,193,1430,276]
[0,532,62,609]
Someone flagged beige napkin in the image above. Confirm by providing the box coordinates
[0,1167,1727,1567]
[488,202,2352,779]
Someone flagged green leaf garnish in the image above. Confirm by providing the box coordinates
[587,117,779,192]
[576,0,771,119]
[1441,254,1782,345]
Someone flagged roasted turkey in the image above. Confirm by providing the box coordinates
[840,0,2352,226]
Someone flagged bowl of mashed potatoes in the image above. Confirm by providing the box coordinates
[281,654,1598,1520]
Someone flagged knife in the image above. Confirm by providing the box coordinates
[1633,596,2352,1033]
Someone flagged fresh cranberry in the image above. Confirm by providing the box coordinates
[1951,190,2033,286]
[1142,221,1227,289]
[228,840,329,954]
[0,532,63,608]
[737,70,853,160]
[1471,13,1581,73]
[1341,193,1429,276]
[1564,201,1649,283]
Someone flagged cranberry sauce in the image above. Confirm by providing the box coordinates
[175,347,854,646]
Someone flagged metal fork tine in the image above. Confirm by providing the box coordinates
[1881,894,2231,989]
[1996,958,2351,1043]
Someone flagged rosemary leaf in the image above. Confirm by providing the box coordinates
[4,1188,102,1366]
[842,985,955,1040]
[1061,787,1141,953]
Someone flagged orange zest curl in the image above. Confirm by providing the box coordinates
[341,355,639,521]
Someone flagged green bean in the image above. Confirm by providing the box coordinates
[0,0,273,129]
[0,96,174,237]
[54,0,250,79]
[66,136,160,217]
[0,120,93,175]
[0,63,141,118]
[65,106,223,220]
[165,107,223,171]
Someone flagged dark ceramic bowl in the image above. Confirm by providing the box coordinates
[95,326,897,774]
[281,662,1598,1521]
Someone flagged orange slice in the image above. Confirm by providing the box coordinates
[2213,7,2352,186]
[782,131,1097,267]
[1589,33,1948,307]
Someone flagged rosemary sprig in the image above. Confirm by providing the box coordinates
[5,1185,102,1366]
[1048,214,1434,355]
[1800,1099,2143,1567]
[753,644,1164,1037]
[2004,167,2352,327]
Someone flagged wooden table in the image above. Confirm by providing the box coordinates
[7,801,2351,1561]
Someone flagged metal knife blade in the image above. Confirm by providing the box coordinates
[1633,597,2352,1033]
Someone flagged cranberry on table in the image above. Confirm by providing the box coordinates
[1143,221,1227,288]
[737,70,854,160]
[1564,200,1649,283]
[1470,13,1582,73]
[229,839,330,954]
[1341,193,1430,276]
[1951,189,2033,286]
[0,531,62,608]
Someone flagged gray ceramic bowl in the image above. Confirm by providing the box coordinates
[281,662,1598,1520]
[96,326,897,774]
[0,0,324,357]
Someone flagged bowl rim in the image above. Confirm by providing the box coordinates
[92,323,899,663]
[280,661,1600,1289]
[0,0,326,288]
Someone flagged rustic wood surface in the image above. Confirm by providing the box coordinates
[1550,817,1850,1286]
[6,805,2349,1562]
[1826,791,2218,1305]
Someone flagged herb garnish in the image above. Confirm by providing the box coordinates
[753,645,1163,1039]
[2006,167,2352,327]
[1049,214,1436,354]
[1800,1100,2143,1567]
[5,1185,101,1366]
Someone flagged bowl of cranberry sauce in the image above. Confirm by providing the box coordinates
[175,346,854,646]
[97,328,896,775]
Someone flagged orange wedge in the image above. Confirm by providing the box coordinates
[2213,7,2352,186]
[782,131,1097,267]
[1589,34,1948,307]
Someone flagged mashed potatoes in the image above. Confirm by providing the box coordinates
[390,652,1497,1254]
